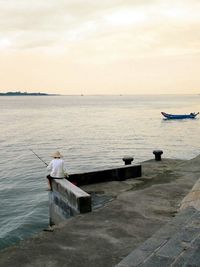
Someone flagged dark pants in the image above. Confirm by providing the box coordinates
[46,175,65,190]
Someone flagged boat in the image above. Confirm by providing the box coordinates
[161,112,199,119]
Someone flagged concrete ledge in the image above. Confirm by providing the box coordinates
[180,177,200,211]
[49,165,141,226]
[116,174,200,267]
[116,207,200,267]
[68,164,142,186]
[1,156,200,266]
[49,179,91,225]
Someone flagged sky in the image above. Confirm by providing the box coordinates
[0,0,200,95]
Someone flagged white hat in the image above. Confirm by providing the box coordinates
[51,151,63,158]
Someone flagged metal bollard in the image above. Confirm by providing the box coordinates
[153,150,163,161]
[122,156,134,165]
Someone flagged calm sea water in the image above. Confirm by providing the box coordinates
[0,94,200,250]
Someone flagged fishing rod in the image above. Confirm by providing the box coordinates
[29,149,48,166]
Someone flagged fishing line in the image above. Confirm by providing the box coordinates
[29,149,48,166]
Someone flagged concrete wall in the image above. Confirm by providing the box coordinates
[180,177,200,211]
[49,179,91,226]
[49,164,142,226]
[68,164,142,186]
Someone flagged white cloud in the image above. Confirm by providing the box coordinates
[103,7,147,26]
[0,0,200,58]
[0,38,11,49]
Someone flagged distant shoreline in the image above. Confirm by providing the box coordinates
[0,91,59,96]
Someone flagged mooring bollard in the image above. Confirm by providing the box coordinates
[153,150,163,161]
[122,156,134,165]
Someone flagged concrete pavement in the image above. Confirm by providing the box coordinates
[0,156,200,267]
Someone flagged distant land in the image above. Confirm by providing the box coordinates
[0,91,59,96]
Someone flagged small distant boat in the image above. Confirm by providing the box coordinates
[161,112,199,119]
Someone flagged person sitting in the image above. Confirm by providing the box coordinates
[46,151,68,190]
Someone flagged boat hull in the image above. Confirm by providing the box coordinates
[161,112,199,119]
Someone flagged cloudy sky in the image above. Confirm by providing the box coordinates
[0,0,200,95]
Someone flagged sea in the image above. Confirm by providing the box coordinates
[0,94,200,251]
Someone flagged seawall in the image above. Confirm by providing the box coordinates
[0,155,200,267]
[49,164,142,225]
[49,179,92,225]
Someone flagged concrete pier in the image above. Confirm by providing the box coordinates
[49,164,142,226]
[68,164,142,186]
[49,179,92,225]
[0,155,200,267]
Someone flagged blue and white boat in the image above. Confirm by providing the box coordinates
[161,112,199,119]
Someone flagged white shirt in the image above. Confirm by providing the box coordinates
[47,158,67,178]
